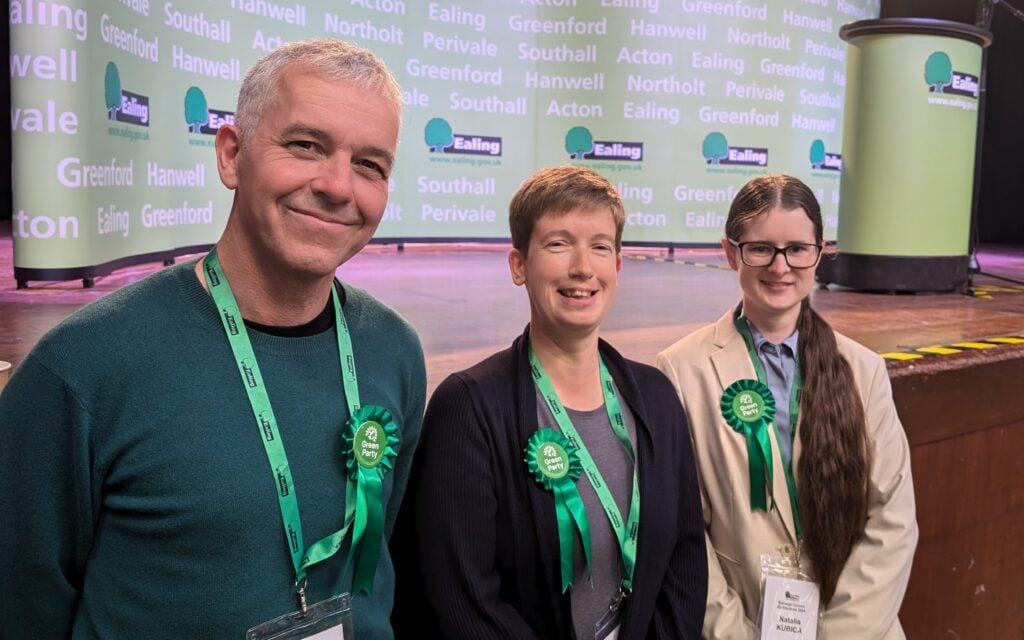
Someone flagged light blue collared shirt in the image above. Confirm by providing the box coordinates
[747,323,800,466]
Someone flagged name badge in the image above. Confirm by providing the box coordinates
[247,593,352,640]
[756,554,821,640]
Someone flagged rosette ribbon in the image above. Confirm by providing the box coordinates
[524,429,592,593]
[341,404,398,594]
[721,379,777,513]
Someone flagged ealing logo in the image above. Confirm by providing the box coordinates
[104,62,149,127]
[222,306,240,335]
[241,358,258,388]
[565,126,643,162]
[809,139,842,171]
[277,466,290,497]
[424,117,502,156]
[204,262,220,286]
[258,412,274,441]
[924,51,979,99]
[184,86,235,135]
[702,132,768,167]
[287,522,299,552]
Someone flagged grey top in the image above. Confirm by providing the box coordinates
[748,323,800,466]
[536,384,638,640]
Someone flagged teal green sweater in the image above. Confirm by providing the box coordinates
[0,262,425,639]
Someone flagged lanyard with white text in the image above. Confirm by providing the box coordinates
[203,248,362,610]
[529,348,640,593]
[734,311,804,541]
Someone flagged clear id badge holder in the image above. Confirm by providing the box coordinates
[594,620,620,640]
[593,588,628,640]
[247,593,353,640]
[755,554,822,640]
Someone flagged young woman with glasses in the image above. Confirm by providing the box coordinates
[656,174,918,639]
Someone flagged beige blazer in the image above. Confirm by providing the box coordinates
[656,309,918,640]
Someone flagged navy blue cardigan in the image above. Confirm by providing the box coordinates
[393,327,707,639]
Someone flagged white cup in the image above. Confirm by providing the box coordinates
[0,361,11,394]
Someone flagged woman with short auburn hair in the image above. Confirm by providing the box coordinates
[394,165,707,639]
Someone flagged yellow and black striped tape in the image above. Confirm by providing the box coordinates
[880,334,1024,361]
[967,283,1024,299]
[624,254,732,271]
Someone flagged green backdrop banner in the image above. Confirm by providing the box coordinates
[10,0,878,278]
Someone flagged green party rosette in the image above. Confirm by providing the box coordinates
[721,379,777,513]
[524,429,592,592]
[341,404,399,594]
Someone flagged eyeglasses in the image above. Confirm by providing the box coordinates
[728,239,822,269]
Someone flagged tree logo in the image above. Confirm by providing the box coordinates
[701,132,768,167]
[183,86,235,136]
[104,62,121,120]
[924,51,979,99]
[924,52,953,93]
[565,126,593,159]
[184,87,208,133]
[809,139,842,171]
[565,126,642,162]
[702,132,728,164]
[424,117,502,157]
[103,61,149,127]
[425,118,453,153]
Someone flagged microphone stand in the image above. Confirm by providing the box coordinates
[995,0,1024,21]
[966,0,1024,293]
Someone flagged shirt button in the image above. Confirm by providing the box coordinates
[780,544,795,557]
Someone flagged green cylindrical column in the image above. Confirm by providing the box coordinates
[819,19,991,292]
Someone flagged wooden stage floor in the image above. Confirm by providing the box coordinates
[2,222,1024,393]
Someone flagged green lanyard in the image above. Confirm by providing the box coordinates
[734,312,804,541]
[203,248,363,610]
[528,348,640,592]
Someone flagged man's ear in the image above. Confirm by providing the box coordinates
[215,124,242,190]
[509,248,526,286]
[721,237,739,271]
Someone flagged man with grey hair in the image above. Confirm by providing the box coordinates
[0,39,424,639]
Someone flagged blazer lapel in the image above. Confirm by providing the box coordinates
[709,310,800,545]
[770,428,800,546]
[709,310,754,396]
[514,329,565,606]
